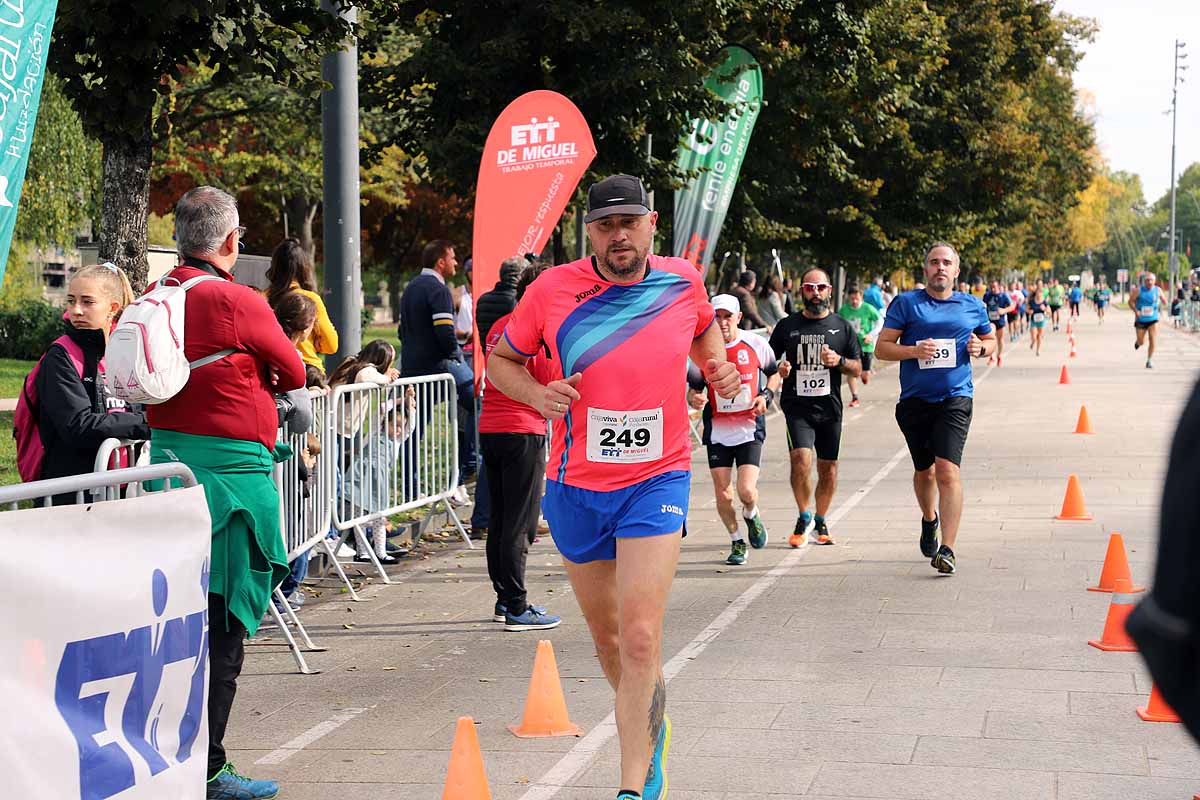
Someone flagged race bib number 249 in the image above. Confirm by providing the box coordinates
[587,407,664,463]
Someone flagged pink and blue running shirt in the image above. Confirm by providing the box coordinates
[503,254,715,491]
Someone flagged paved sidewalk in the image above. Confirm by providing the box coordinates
[231,308,1200,799]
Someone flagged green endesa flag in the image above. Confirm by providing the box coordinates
[0,0,57,288]
[673,45,762,280]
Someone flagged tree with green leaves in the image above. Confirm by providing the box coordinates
[49,1,365,290]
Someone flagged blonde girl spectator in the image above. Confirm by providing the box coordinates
[31,263,149,501]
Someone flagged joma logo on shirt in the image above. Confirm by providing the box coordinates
[574,284,602,303]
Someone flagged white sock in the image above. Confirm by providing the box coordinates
[743,505,759,520]
[373,523,388,558]
[728,527,742,541]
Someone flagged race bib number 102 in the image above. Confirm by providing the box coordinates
[795,368,831,397]
[587,407,664,463]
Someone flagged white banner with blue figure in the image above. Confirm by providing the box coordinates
[0,486,211,800]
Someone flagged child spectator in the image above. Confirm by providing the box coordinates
[273,292,318,433]
[326,340,401,557]
[327,339,400,443]
[33,263,150,501]
[345,389,417,563]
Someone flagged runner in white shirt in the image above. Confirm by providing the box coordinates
[687,295,781,565]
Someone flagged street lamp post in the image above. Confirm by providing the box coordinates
[1168,40,1187,293]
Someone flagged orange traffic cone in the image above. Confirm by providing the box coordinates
[508,640,582,738]
[1087,577,1139,651]
[1136,684,1182,723]
[1073,406,1094,434]
[1069,339,1078,358]
[442,717,492,800]
[1087,533,1145,593]
[1058,365,1071,384]
[1056,474,1093,520]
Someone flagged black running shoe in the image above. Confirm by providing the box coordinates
[932,544,956,574]
[919,514,939,558]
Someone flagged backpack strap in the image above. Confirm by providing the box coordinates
[189,348,236,370]
[179,275,226,291]
[56,335,87,379]
[176,275,237,368]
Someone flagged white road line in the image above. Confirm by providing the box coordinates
[516,440,913,800]
[254,706,372,765]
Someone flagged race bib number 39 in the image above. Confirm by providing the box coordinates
[587,407,664,463]
[795,367,831,397]
[918,338,956,370]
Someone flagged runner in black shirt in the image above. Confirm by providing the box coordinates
[769,267,862,546]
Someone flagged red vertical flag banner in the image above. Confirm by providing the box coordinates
[471,91,597,385]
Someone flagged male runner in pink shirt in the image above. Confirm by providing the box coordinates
[488,174,739,800]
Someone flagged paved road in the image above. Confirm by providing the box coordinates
[234,307,1200,799]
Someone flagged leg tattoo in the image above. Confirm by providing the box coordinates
[648,675,666,742]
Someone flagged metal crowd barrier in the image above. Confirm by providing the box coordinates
[328,375,469,588]
[5,374,490,673]
[1174,298,1200,332]
[0,463,197,510]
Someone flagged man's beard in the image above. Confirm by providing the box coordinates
[804,295,829,313]
[603,245,647,277]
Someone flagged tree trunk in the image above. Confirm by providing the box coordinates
[99,120,153,292]
[284,194,319,261]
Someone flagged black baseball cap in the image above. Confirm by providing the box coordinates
[584,174,651,223]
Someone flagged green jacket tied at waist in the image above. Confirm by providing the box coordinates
[150,428,290,637]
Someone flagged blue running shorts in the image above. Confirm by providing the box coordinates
[542,470,690,563]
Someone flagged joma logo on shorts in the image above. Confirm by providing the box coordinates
[574,284,602,302]
[661,504,684,516]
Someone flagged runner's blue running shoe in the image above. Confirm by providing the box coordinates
[642,714,671,800]
[206,763,278,799]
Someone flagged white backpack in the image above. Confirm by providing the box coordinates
[106,275,235,404]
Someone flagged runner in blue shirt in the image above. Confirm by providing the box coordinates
[1130,271,1163,369]
[1068,283,1083,319]
[981,279,1015,367]
[875,242,996,575]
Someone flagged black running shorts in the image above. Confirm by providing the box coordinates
[895,396,973,471]
[784,410,842,461]
[861,352,873,372]
[706,440,764,470]
[1135,319,1158,330]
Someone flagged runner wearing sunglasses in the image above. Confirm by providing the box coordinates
[874,242,996,574]
[769,268,862,546]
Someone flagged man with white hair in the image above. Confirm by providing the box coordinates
[146,185,305,799]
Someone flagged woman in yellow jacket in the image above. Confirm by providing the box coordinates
[265,238,339,371]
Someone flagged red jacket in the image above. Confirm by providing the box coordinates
[146,262,305,450]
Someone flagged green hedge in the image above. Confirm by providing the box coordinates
[0,299,62,360]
